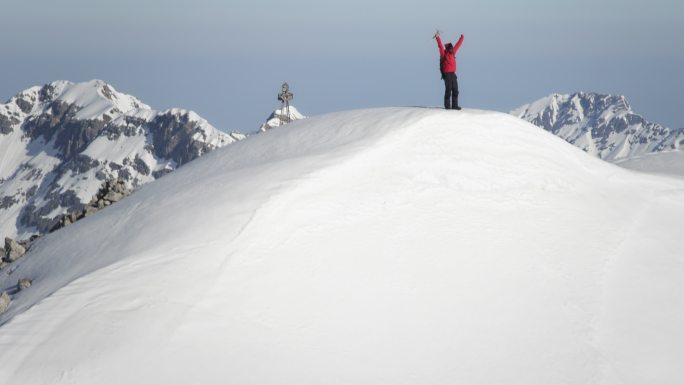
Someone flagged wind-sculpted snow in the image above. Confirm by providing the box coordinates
[1,108,683,385]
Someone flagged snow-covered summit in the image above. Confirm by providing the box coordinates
[0,80,244,241]
[259,105,306,132]
[5,79,149,121]
[1,107,683,384]
[512,92,684,161]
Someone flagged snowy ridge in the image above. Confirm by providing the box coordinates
[4,79,149,120]
[1,108,683,384]
[0,80,244,241]
[512,92,684,161]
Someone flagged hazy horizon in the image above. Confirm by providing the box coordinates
[1,0,682,132]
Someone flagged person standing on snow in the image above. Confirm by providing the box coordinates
[435,31,464,110]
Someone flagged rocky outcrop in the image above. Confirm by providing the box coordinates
[4,237,26,262]
[0,114,16,134]
[0,179,130,274]
[17,278,32,291]
[0,292,10,315]
[2,178,128,260]
[54,179,130,230]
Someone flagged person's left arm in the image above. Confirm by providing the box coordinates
[454,34,464,52]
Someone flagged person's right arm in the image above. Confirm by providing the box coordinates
[436,34,445,57]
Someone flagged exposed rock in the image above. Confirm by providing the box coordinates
[0,114,14,134]
[109,162,123,171]
[83,206,98,217]
[0,292,10,315]
[0,261,7,270]
[152,169,173,179]
[18,278,32,291]
[15,97,33,114]
[19,190,82,235]
[103,191,124,203]
[64,154,100,174]
[133,155,151,176]
[4,237,26,262]
[48,178,131,234]
[101,84,115,100]
[26,185,38,198]
[18,239,32,249]
[1,195,19,209]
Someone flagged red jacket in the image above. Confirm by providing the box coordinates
[437,35,464,73]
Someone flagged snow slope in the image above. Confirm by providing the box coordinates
[1,108,683,385]
[614,150,684,179]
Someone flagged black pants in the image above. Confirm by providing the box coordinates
[443,72,459,109]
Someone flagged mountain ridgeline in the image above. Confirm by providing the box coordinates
[0,80,245,241]
[3,83,678,243]
[512,92,684,161]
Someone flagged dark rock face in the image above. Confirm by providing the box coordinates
[152,169,173,179]
[15,97,33,114]
[0,114,14,134]
[146,113,214,167]
[63,155,100,174]
[132,156,151,176]
[0,195,19,209]
[22,101,107,159]
[19,189,82,235]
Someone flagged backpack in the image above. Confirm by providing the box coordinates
[440,43,453,79]
[439,54,447,79]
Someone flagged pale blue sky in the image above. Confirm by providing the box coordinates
[1,0,682,132]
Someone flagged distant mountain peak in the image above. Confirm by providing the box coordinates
[5,80,150,122]
[0,80,244,241]
[512,92,684,161]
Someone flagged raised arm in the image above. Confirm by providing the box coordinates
[453,34,464,53]
[436,34,445,57]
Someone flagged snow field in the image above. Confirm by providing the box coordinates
[1,108,683,384]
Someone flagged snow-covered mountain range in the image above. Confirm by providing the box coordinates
[0,80,244,241]
[1,108,683,384]
[512,92,684,161]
